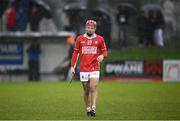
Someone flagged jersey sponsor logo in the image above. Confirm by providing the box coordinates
[82,46,97,54]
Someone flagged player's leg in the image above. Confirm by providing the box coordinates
[89,77,99,116]
[80,72,91,116]
[82,81,91,115]
[89,71,100,116]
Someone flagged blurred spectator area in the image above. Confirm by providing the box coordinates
[1,0,180,44]
[0,0,56,32]
[60,0,179,45]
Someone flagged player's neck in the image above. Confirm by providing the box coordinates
[87,33,93,37]
[84,33,96,39]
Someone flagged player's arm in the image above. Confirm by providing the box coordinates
[70,38,80,75]
[97,38,108,62]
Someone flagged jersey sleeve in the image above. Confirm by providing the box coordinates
[100,37,108,57]
[70,37,80,68]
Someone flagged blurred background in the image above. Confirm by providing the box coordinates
[0,0,180,82]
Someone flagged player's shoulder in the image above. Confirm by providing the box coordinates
[76,35,84,42]
[76,35,84,39]
[95,34,104,40]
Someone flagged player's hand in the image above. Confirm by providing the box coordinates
[70,67,75,76]
[97,55,104,62]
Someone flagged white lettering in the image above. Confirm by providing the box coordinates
[0,45,19,53]
[106,62,143,74]
[82,46,97,54]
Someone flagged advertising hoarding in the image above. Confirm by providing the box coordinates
[0,42,23,65]
[163,60,180,82]
[104,60,162,81]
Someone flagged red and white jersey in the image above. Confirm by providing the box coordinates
[71,33,108,72]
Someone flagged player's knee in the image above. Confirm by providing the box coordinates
[90,85,97,92]
[85,91,89,96]
[84,87,90,96]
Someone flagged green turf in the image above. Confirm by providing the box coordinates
[0,81,180,120]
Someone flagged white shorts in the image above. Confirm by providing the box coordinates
[80,71,100,82]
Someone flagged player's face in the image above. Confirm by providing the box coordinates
[85,25,96,34]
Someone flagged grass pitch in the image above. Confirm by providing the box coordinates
[0,81,180,120]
